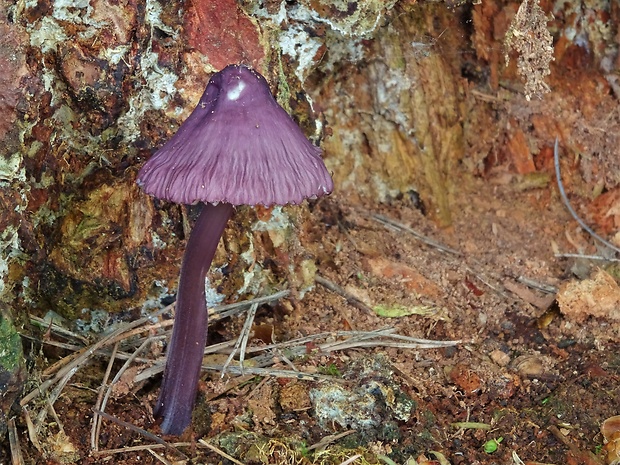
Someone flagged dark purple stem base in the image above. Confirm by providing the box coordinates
[155,202,234,435]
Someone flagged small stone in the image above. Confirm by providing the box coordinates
[512,355,544,377]
[490,349,511,367]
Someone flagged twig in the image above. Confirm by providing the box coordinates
[46,401,64,435]
[95,336,166,451]
[470,89,505,104]
[204,328,461,386]
[25,285,460,457]
[22,306,172,451]
[105,320,172,347]
[198,439,246,465]
[516,276,558,294]
[237,303,258,373]
[324,340,460,350]
[22,304,174,406]
[547,424,602,464]
[30,291,288,390]
[307,430,356,451]
[91,341,119,451]
[210,290,291,322]
[463,265,511,299]
[205,365,340,382]
[41,349,83,378]
[22,407,42,453]
[134,340,238,383]
[246,377,270,401]
[364,210,514,301]
[24,335,156,365]
[93,409,179,454]
[554,253,620,262]
[29,316,89,344]
[146,448,172,465]
[221,303,259,377]
[91,442,194,456]
[8,418,24,465]
[371,213,461,255]
[339,455,362,465]
[139,327,461,384]
[315,275,374,314]
[512,450,526,465]
[554,137,620,255]
[239,327,459,358]
[34,365,78,433]
[273,348,299,372]
[242,331,346,353]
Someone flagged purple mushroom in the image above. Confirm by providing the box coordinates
[137,64,333,435]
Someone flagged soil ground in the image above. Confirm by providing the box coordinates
[13,172,620,464]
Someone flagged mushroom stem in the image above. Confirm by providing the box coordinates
[155,202,234,435]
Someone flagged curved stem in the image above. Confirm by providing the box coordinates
[155,202,234,435]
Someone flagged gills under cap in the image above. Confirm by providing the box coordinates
[137,64,333,206]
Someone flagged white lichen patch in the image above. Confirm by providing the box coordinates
[144,0,177,37]
[74,308,110,334]
[116,48,179,140]
[205,276,226,308]
[140,280,175,315]
[248,0,287,24]
[319,29,367,73]
[311,354,414,430]
[29,16,69,53]
[279,24,323,83]
[292,0,398,38]
[53,0,98,24]
[116,0,179,141]
[19,276,33,304]
[251,207,291,248]
[27,0,180,143]
[234,233,265,298]
[236,264,264,298]
[0,148,27,300]
[0,227,21,297]
[251,206,292,249]
[28,0,105,53]
[150,231,167,250]
[311,384,379,429]
[101,45,131,66]
[372,62,414,134]
[247,1,322,82]
[0,152,25,184]
[252,1,397,87]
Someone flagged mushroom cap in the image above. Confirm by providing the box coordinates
[137,64,333,206]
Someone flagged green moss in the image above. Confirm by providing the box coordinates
[604,264,620,281]
[378,420,401,442]
[215,430,383,464]
[0,312,23,372]
[276,56,292,114]
[420,408,436,427]
[318,363,343,377]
